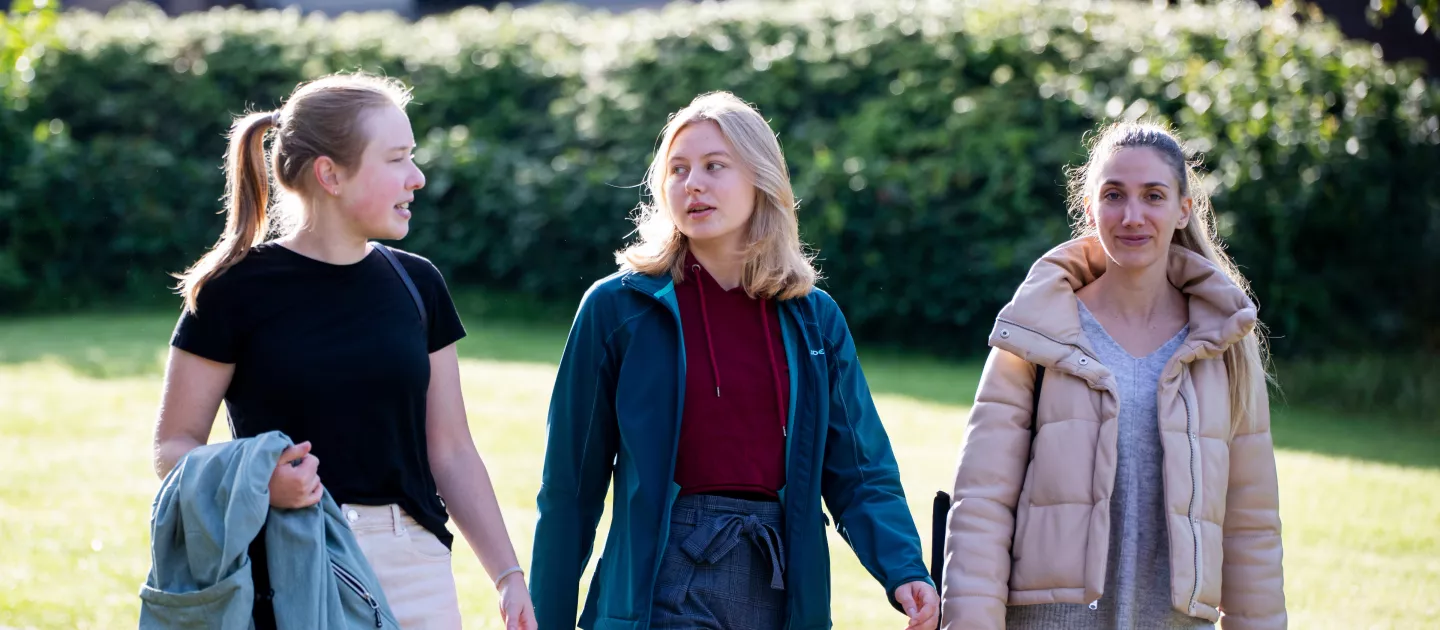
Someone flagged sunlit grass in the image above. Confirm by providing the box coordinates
[1,307,1436,629]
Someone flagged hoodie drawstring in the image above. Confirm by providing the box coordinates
[692,264,723,398]
[691,262,789,437]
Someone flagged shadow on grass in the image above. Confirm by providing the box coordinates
[0,291,577,379]
[0,310,177,379]
[856,349,985,409]
[1270,404,1440,471]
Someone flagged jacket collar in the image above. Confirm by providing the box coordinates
[993,236,1257,366]
[619,268,676,299]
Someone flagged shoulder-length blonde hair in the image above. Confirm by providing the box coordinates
[1067,121,1273,436]
[616,92,817,301]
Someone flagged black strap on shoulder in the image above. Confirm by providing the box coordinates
[932,363,1046,628]
[373,243,427,331]
[1030,365,1045,447]
[930,365,1046,625]
[1029,365,1045,457]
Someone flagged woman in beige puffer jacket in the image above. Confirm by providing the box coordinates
[942,123,1286,630]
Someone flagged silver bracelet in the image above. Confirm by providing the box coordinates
[494,565,525,589]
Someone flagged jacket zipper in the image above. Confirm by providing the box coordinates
[626,280,688,623]
[332,559,384,628]
[1180,387,1203,614]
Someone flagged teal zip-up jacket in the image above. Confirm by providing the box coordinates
[531,270,931,630]
[139,431,399,629]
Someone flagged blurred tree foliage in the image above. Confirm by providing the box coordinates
[1,0,1436,362]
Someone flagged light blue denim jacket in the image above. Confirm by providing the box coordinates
[139,431,399,629]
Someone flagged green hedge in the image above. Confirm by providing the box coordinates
[3,0,1438,359]
[1276,352,1438,422]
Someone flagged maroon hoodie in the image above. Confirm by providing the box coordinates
[672,251,789,499]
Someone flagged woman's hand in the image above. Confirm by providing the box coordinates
[268,441,322,508]
[894,581,940,630]
[498,572,537,630]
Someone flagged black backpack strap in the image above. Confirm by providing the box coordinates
[373,243,427,331]
[931,364,1045,624]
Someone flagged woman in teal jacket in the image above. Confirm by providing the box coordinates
[530,92,938,630]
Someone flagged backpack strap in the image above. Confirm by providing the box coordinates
[933,362,1046,627]
[1029,364,1045,458]
[373,243,427,331]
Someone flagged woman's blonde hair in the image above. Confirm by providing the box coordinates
[1067,121,1274,435]
[174,72,412,313]
[616,92,817,300]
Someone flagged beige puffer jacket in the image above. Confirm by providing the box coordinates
[942,237,1286,629]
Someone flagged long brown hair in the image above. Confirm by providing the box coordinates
[617,92,817,300]
[175,72,412,312]
[1067,121,1273,435]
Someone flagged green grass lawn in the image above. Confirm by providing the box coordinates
[1,304,1437,629]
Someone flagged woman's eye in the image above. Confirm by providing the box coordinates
[671,165,688,175]
[707,162,724,171]
[1103,191,1122,201]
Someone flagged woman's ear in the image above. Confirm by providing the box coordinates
[312,156,343,197]
[1177,196,1193,230]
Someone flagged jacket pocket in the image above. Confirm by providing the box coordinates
[820,517,833,597]
[332,559,388,628]
[138,564,253,629]
[580,556,622,627]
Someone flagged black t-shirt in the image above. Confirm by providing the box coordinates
[171,242,466,547]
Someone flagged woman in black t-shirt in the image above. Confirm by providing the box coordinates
[152,72,536,629]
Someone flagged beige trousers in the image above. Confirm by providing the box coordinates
[342,503,463,630]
